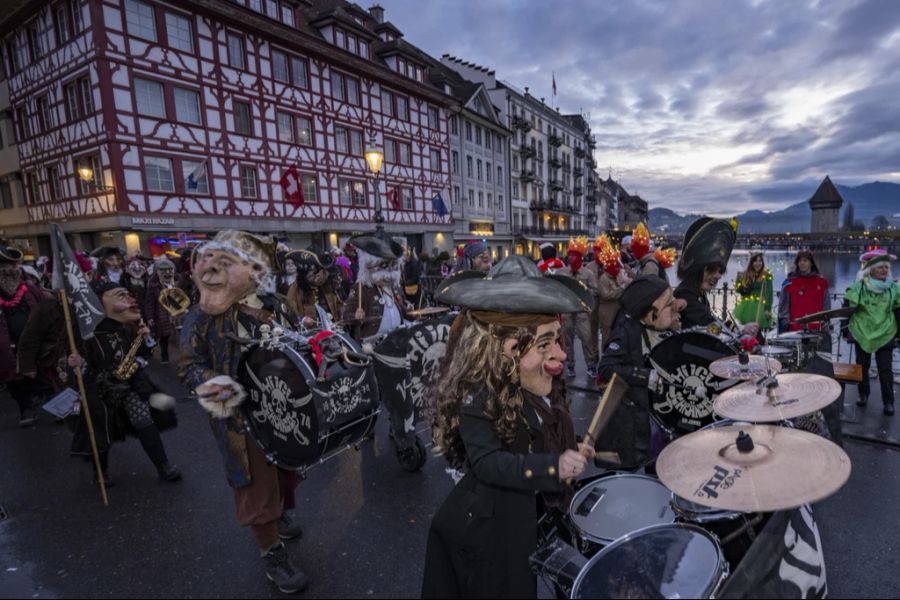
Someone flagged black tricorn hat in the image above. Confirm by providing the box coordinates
[0,245,24,264]
[90,246,123,260]
[435,255,593,314]
[284,245,334,273]
[677,217,736,278]
[621,275,670,319]
[348,230,404,260]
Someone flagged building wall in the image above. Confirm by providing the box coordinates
[811,208,840,233]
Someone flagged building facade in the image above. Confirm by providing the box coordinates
[809,175,842,234]
[0,0,454,256]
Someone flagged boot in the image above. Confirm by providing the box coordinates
[885,404,895,416]
[263,542,309,594]
[136,425,182,482]
[857,393,868,407]
[278,510,304,540]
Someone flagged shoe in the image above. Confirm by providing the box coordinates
[18,414,36,427]
[278,511,304,540]
[857,394,868,407]
[565,365,576,378]
[263,542,310,594]
[586,366,598,379]
[157,464,182,482]
[885,404,895,416]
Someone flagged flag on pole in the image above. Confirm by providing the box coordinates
[49,223,105,339]
[187,161,207,191]
[431,192,448,217]
[389,186,401,210]
[552,72,557,96]
[279,164,305,207]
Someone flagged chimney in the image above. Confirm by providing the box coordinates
[524,86,529,94]
[369,4,384,23]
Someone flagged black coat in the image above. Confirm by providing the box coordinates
[422,387,563,599]
[675,281,715,328]
[596,311,652,467]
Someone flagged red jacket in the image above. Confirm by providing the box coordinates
[780,272,829,332]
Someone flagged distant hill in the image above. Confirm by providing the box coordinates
[650,181,900,234]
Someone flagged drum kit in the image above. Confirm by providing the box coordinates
[532,310,854,598]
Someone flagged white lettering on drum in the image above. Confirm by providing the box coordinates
[247,368,312,446]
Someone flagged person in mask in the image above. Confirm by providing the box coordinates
[92,247,125,285]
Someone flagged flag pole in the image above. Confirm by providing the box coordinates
[59,288,108,506]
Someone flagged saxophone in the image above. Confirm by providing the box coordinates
[113,321,147,381]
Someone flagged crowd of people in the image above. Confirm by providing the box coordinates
[1,216,898,597]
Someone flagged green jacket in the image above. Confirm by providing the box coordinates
[845,279,900,353]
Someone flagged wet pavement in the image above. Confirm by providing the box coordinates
[2,347,900,598]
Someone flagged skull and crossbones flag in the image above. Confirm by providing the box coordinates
[49,223,105,339]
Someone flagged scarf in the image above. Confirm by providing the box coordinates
[522,388,577,509]
[0,282,27,307]
[865,276,893,294]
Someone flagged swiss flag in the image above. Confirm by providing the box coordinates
[280,164,304,207]
[389,186,401,210]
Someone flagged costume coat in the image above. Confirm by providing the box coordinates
[340,284,408,340]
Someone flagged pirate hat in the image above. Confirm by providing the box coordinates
[436,255,593,314]
[284,245,335,273]
[0,245,23,264]
[348,230,404,260]
[677,217,737,278]
[90,246,123,260]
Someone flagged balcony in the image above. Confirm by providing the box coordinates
[549,157,562,170]
[520,169,536,183]
[574,147,585,158]
[537,150,544,161]
[574,186,583,196]
[520,145,536,159]
[587,134,596,149]
[549,179,564,192]
[574,166,584,178]
[512,115,533,132]
[513,225,590,238]
[548,133,562,147]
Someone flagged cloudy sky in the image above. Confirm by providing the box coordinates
[380,0,900,215]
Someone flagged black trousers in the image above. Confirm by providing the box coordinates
[856,341,895,406]
[5,378,34,416]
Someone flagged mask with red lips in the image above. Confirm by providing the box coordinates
[504,320,566,397]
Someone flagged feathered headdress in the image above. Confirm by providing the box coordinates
[654,247,676,270]
[595,234,621,277]
[631,223,651,260]
[567,236,589,257]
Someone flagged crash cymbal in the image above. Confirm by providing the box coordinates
[709,354,781,380]
[793,306,856,325]
[656,424,851,513]
[713,373,841,422]
[406,306,450,319]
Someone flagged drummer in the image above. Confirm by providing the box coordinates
[598,276,686,467]
[422,256,595,598]
[178,231,308,594]
[284,245,343,329]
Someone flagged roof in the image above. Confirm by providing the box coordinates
[808,175,844,209]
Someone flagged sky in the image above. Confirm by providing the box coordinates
[379,0,900,216]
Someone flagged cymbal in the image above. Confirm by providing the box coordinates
[656,424,851,512]
[709,354,781,380]
[793,306,856,325]
[713,373,842,422]
[406,306,450,318]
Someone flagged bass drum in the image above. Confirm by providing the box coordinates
[649,329,739,436]
[238,330,379,470]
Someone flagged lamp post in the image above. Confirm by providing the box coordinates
[364,141,385,233]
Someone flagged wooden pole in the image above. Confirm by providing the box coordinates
[569,373,621,483]
[357,279,363,312]
[59,289,108,506]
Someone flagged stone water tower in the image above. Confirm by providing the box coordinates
[809,175,843,233]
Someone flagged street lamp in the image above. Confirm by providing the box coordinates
[364,140,385,232]
[77,159,111,192]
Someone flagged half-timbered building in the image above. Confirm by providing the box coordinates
[0,0,454,256]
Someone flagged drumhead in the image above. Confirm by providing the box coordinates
[569,474,676,544]
[759,345,792,357]
[649,330,738,434]
[572,523,726,599]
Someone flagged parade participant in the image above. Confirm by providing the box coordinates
[285,245,344,329]
[453,240,493,273]
[620,234,638,274]
[557,237,599,378]
[144,258,178,364]
[598,275,686,467]
[844,249,900,415]
[778,250,830,334]
[91,246,125,284]
[178,230,307,594]
[591,234,631,351]
[72,281,181,484]
[536,242,558,273]
[175,247,200,305]
[734,253,774,331]
[422,256,595,598]
[402,250,426,309]
[0,245,48,426]
[276,254,298,296]
[340,231,408,340]
[123,256,149,316]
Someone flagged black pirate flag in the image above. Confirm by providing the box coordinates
[49,223,105,339]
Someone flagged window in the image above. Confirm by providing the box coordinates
[332,72,358,104]
[70,0,84,34]
[428,107,439,130]
[381,90,393,117]
[126,0,157,42]
[401,188,413,210]
[272,50,289,82]
[174,87,201,124]
[453,185,460,203]
[183,159,209,194]
[485,133,491,150]
[233,100,251,134]
[26,172,40,205]
[346,77,360,105]
[0,181,12,209]
[37,96,52,132]
[145,156,175,192]
[295,116,313,146]
[498,194,504,212]
[513,182,519,198]
[384,139,396,163]
[281,3,295,27]
[486,161,492,183]
[27,21,43,61]
[398,142,411,166]
[227,34,244,69]
[54,4,71,45]
[478,191,483,208]
[496,135,502,154]
[335,126,362,155]
[467,189,474,207]
[81,76,94,113]
[5,42,20,75]
[165,12,193,52]
[465,122,472,141]
[466,157,473,178]
[47,165,63,201]
[135,78,166,117]
[290,56,308,88]
[16,106,30,140]
[513,155,519,170]
[487,193,492,209]
[76,155,102,194]
[301,174,316,203]
[476,127,482,145]
[451,151,459,174]
[339,179,365,206]
[358,39,368,59]
[335,29,345,48]
[477,160,482,181]
[276,111,293,142]
[240,165,257,198]
[450,116,458,135]
[498,167,503,186]
[395,95,408,120]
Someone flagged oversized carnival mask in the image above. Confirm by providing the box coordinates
[104,255,124,281]
[127,260,147,279]
[514,321,566,397]
[157,263,175,285]
[101,287,142,323]
[193,249,263,315]
[642,289,686,332]
[284,258,298,276]
[358,249,400,290]
[0,263,22,296]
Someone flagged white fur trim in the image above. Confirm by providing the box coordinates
[196,375,246,419]
[149,393,176,411]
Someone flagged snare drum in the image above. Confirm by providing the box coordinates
[758,344,795,372]
[568,473,676,555]
[571,523,729,599]
[238,330,379,470]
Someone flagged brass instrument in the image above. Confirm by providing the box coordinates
[113,321,147,381]
[159,286,191,317]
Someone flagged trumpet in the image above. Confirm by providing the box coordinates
[159,286,191,317]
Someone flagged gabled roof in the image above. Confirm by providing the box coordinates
[808,175,844,209]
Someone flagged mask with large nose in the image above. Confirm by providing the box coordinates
[193,249,262,315]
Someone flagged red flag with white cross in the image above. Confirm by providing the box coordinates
[280,165,304,207]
